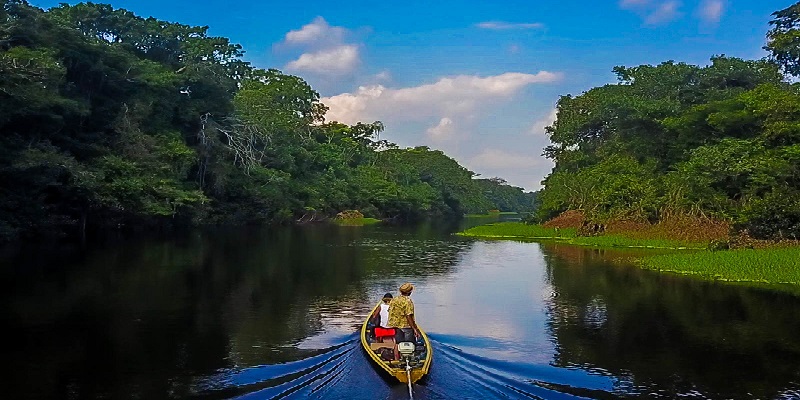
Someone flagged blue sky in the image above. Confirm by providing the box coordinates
[31,0,785,191]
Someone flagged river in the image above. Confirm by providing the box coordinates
[3,218,800,399]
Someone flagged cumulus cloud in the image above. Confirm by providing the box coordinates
[320,70,562,190]
[283,16,346,46]
[644,1,680,25]
[427,117,455,140]
[322,71,562,124]
[373,70,392,82]
[621,0,681,25]
[282,17,361,76]
[286,45,360,75]
[697,0,724,24]
[476,21,544,30]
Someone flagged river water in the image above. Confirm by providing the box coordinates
[3,219,800,399]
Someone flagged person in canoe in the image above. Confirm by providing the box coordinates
[371,292,395,343]
[388,282,420,359]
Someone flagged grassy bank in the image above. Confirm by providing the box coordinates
[457,222,704,249]
[458,222,575,238]
[640,247,800,285]
[457,221,800,288]
[464,211,519,217]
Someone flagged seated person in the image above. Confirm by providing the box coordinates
[372,293,395,343]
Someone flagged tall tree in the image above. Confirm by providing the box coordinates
[765,2,800,76]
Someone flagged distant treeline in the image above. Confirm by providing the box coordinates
[0,1,535,241]
[535,2,800,240]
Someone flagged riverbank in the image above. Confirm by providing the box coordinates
[457,221,800,286]
[456,222,706,249]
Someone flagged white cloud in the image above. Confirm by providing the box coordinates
[620,0,682,25]
[373,70,392,82]
[286,45,360,75]
[697,0,724,24]
[322,72,562,190]
[644,1,680,25]
[470,149,545,170]
[530,108,557,136]
[283,16,345,46]
[322,71,562,124]
[280,17,361,78]
[476,21,544,30]
[426,117,455,140]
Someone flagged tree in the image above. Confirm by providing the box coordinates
[765,2,800,76]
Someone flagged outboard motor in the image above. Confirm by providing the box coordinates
[398,341,422,368]
[397,341,418,397]
[397,341,415,360]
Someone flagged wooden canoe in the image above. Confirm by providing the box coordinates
[360,301,432,383]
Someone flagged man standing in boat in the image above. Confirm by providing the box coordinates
[388,282,420,359]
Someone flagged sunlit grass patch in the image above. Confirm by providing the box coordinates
[457,222,576,239]
[331,217,381,226]
[639,247,800,284]
[457,222,706,249]
[464,211,519,217]
[569,235,705,249]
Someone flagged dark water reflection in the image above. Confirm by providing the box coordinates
[2,222,800,399]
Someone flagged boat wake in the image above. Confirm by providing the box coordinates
[190,332,621,399]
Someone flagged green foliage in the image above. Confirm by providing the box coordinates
[0,2,511,240]
[474,177,537,212]
[385,146,494,216]
[537,155,659,221]
[539,33,800,240]
[737,187,800,240]
[766,2,800,76]
[458,222,576,238]
[458,222,703,249]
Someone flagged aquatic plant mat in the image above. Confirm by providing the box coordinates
[639,247,800,285]
[457,222,705,249]
[458,218,800,290]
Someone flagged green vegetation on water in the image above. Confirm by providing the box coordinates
[569,236,704,250]
[640,247,800,285]
[469,3,800,292]
[464,211,520,218]
[459,221,800,288]
[458,222,704,249]
[458,222,576,239]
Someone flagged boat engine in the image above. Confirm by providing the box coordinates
[397,342,420,366]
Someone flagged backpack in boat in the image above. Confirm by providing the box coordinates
[376,347,394,361]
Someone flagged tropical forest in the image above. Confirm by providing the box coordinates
[0,0,535,242]
[6,1,800,399]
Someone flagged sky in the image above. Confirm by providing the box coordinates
[31,0,786,191]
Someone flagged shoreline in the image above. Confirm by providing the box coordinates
[458,222,800,289]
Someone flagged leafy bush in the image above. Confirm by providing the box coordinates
[737,188,800,240]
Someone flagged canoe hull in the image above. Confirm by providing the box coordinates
[360,302,432,383]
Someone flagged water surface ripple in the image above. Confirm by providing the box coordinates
[3,222,800,399]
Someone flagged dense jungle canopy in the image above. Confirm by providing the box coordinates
[0,1,535,241]
[535,2,800,240]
